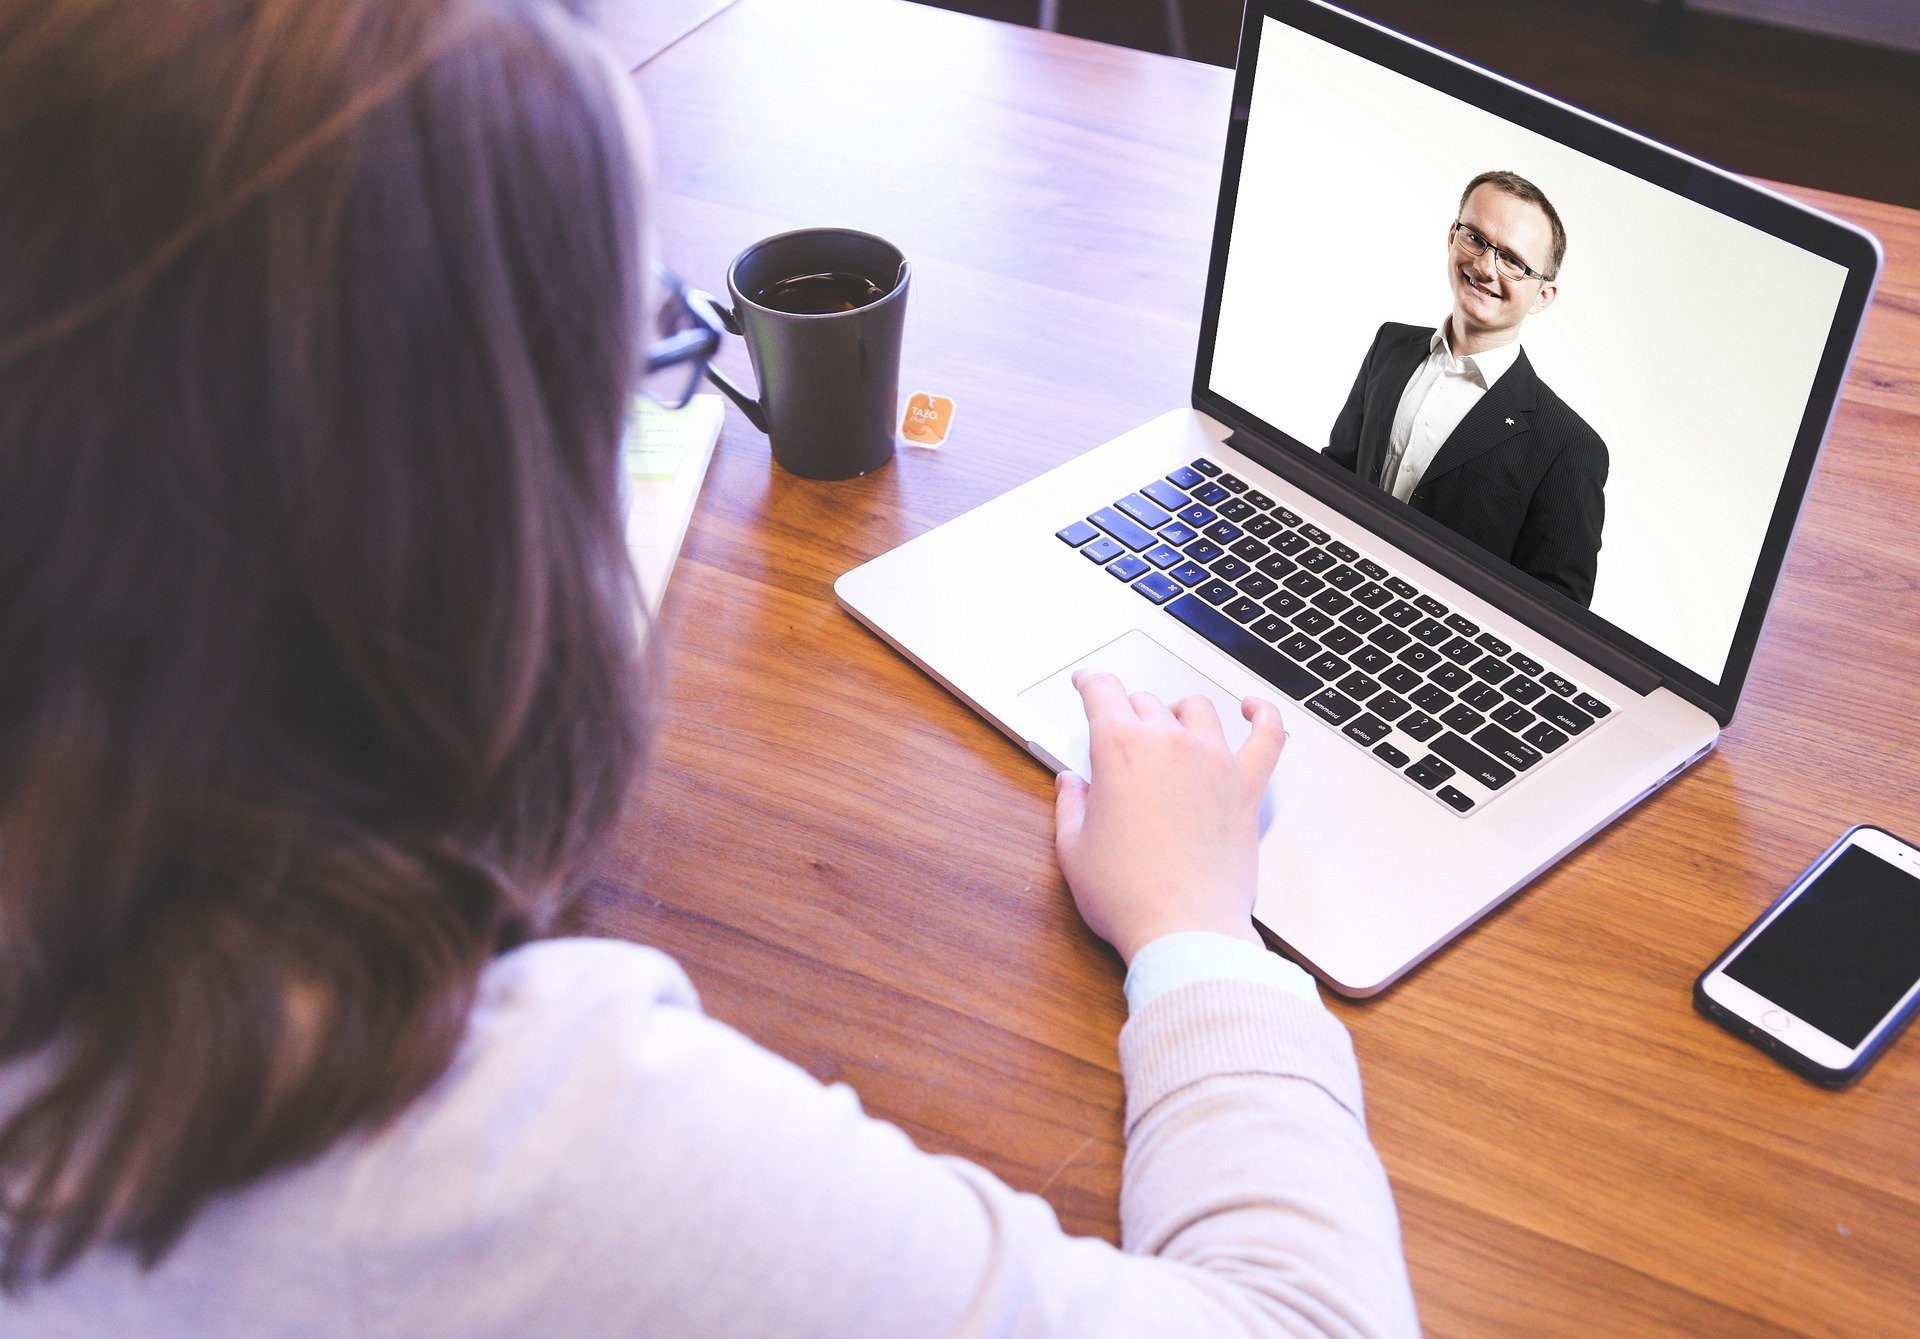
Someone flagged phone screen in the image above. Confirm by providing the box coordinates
[1724,844,1920,1047]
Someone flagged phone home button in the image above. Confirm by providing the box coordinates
[1762,1009,1791,1033]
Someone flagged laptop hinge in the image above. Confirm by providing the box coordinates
[1224,428,1664,698]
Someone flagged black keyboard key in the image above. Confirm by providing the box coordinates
[1351,581,1391,609]
[1143,479,1189,511]
[1229,536,1268,562]
[1255,553,1297,580]
[1210,555,1250,582]
[1541,671,1577,697]
[1090,506,1156,551]
[1440,704,1485,733]
[1431,663,1471,692]
[1507,651,1544,676]
[1474,632,1512,657]
[1223,596,1263,624]
[1244,489,1276,510]
[1444,613,1479,637]
[1308,651,1349,680]
[1307,688,1360,725]
[1406,755,1454,789]
[1272,531,1308,556]
[1203,519,1243,544]
[1523,721,1569,752]
[1298,548,1335,573]
[1057,519,1099,547]
[1412,618,1451,646]
[1492,701,1535,732]
[1400,712,1441,743]
[1368,624,1411,652]
[1240,573,1279,600]
[1293,608,1334,635]
[1343,713,1391,746]
[1197,579,1235,606]
[1471,723,1542,771]
[1324,564,1363,591]
[1356,558,1388,581]
[1411,684,1451,713]
[1108,554,1150,582]
[1504,675,1546,705]
[1245,514,1283,539]
[1398,644,1440,672]
[1373,742,1410,768]
[1351,646,1392,674]
[1432,732,1516,789]
[1323,627,1363,655]
[1158,520,1199,546]
[1184,537,1224,563]
[1369,690,1410,721]
[1534,695,1595,735]
[1385,577,1418,599]
[1461,682,1501,712]
[1440,637,1480,665]
[1116,493,1173,529]
[1218,497,1255,522]
[1437,785,1475,813]
[1340,606,1382,634]
[1192,481,1230,506]
[1381,664,1420,693]
[1190,458,1221,477]
[1283,570,1324,597]
[1170,560,1209,587]
[1279,631,1318,660]
[1217,472,1249,494]
[1082,536,1124,563]
[1144,543,1183,569]
[1327,540,1359,562]
[1299,523,1331,544]
[1381,599,1421,628]
[1337,671,1380,701]
[1573,692,1611,717]
[1165,595,1321,701]
[1273,507,1302,526]
[1311,588,1353,615]
[1414,594,1448,618]
[1470,656,1516,685]
[1263,590,1305,617]
[1166,465,1206,489]
[1177,502,1216,528]
[1132,572,1181,604]
[1251,614,1289,642]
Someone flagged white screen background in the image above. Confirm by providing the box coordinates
[1210,18,1849,682]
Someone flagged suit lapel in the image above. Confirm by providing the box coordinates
[1418,348,1539,487]
[1359,332,1431,484]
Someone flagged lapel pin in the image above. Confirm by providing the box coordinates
[1505,417,1515,426]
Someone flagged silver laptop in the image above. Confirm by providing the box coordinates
[836,0,1881,995]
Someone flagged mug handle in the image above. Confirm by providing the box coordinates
[698,297,769,434]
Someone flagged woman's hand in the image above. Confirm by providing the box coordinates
[1053,670,1287,965]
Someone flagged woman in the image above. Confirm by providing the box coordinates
[0,0,1417,1332]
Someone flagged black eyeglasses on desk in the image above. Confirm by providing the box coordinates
[642,267,726,410]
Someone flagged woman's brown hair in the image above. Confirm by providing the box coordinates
[0,0,648,1285]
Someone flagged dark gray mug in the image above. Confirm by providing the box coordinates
[704,228,909,481]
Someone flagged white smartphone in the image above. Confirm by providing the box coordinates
[1696,825,1920,1088]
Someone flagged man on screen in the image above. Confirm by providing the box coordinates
[1327,171,1608,606]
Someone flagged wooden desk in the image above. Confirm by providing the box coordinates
[588,1,1920,1331]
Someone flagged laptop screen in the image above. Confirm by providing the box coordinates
[1201,8,1863,693]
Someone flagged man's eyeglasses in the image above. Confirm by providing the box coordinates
[641,267,726,410]
[1450,221,1552,284]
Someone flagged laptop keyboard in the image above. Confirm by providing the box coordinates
[1057,458,1614,815]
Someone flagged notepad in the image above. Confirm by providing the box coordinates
[623,394,724,617]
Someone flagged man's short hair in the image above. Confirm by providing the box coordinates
[1459,170,1566,280]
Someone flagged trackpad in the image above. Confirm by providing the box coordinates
[1018,629,1262,784]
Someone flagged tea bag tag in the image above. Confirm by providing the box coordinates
[900,392,955,449]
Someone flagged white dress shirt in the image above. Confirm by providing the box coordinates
[1379,324,1524,502]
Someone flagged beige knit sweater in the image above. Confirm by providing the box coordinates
[1,937,1419,1336]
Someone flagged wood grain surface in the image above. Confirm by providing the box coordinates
[587,1,1920,1332]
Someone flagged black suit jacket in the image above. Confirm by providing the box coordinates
[1325,322,1608,607]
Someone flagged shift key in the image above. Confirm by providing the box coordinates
[1431,732,1516,789]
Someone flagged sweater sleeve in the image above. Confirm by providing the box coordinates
[353,940,1418,1338]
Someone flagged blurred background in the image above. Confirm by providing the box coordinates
[926,0,1920,208]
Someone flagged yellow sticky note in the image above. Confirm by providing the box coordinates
[900,392,955,448]
[625,395,722,481]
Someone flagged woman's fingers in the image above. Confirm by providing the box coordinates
[1235,696,1287,786]
[1172,693,1228,748]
